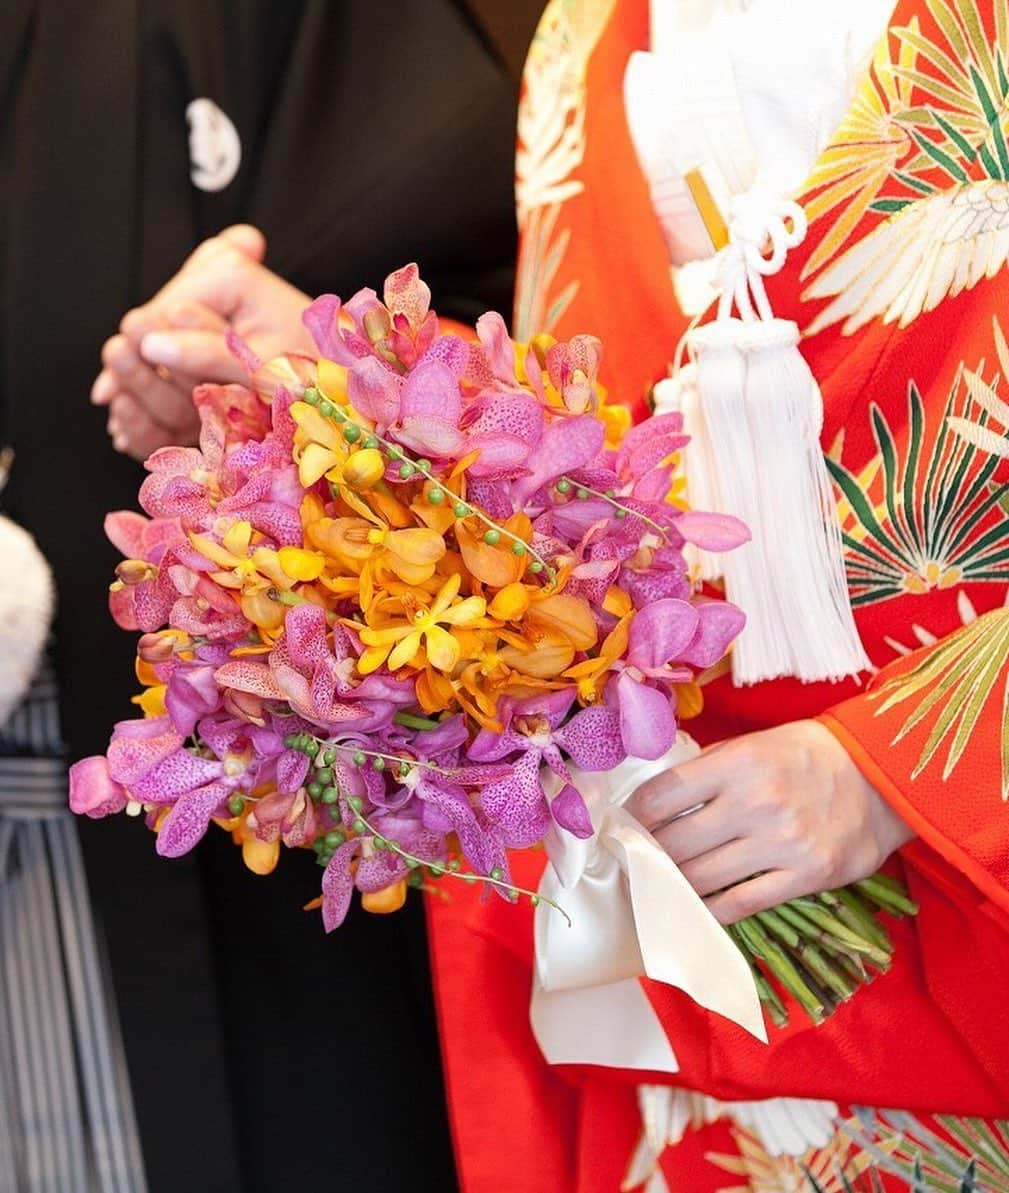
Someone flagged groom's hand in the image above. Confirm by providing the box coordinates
[625,720,913,923]
[92,225,315,460]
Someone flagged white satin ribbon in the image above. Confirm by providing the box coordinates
[530,736,766,1072]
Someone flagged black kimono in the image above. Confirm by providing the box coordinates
[0,3,518,1190]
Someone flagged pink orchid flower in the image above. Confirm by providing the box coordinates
[302,264,439,375]
[72,716,245,857]
[69,756,129,819]
[347,355,466,459]
[214,604,405,730]
[246,785,318,849]
[546,334,603,413]
[469,690,626,845]
[611,598,745,759]
[511,413,606,508]
[459,391,545,479]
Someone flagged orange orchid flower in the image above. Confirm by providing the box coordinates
[188,519,307,632]
[219,809,281,876]
[563,614,632,705]
[357,573,487,674]
[308,515,447,587]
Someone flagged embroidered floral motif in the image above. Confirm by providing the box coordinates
[948,317,1009,459]
[704,1110,1009,1192]
[828,358,1009,606]
[802,1,1009,335]
[839,1110,1009,1191]
[870,604,1009,799]
[514,0,616,339]
[704,1116,890,1192]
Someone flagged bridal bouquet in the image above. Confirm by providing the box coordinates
[70,266,912,1025]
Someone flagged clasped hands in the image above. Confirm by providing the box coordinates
[91,224,314,459]
[92,231,914,918]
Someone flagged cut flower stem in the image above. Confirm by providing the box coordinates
[731,877,917,1026]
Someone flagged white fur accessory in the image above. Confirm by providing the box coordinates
[0,512,55,726]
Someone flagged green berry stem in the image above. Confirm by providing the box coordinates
[556,475,671,542]
[338,795,572,926]
[287,730,462,779]
[343,744,458,778]
[457,502,555,582]
[304,387,558,585]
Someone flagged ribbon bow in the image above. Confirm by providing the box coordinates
[530,736,766,1072]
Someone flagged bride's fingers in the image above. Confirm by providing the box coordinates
[119,304,168,344]
[626,751,729,831]
[678,839,773,898]
[629,744,748,830]
[652,802,733,864]
[703,869,805,925]
[165,299,230,331]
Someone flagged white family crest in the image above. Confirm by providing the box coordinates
[186,98,241,193]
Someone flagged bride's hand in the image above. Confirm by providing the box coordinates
[625,720,914,923]
[92,225,316,459]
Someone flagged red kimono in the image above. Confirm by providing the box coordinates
[429,1,1009,1188]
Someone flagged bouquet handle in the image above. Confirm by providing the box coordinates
[530,736,767,1072]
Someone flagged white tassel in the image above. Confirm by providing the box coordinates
[689,321,790,681]
[741,320,870,682]
[667,193,869,687]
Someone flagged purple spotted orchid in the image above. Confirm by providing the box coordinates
[70,714,275,857]
[214,604,410,730]
[302,264,440,374]
[468,690,627,845]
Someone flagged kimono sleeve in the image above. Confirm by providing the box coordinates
[819,608,1009,915]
